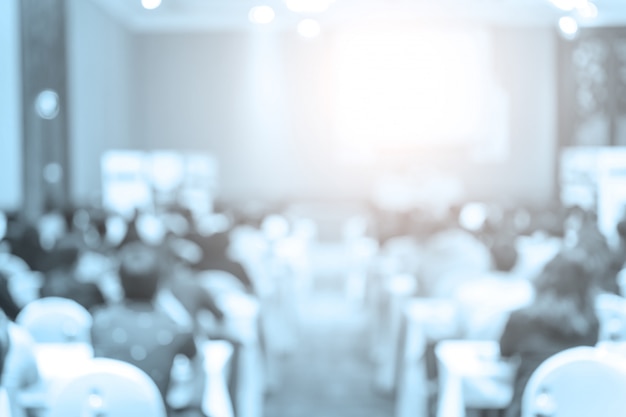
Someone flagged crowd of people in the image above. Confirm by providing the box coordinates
[0,203,267,417]
[0,199,625,417]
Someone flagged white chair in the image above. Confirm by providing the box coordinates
[521,346,626,417]
[595,292,626,342]
[47,358,167,417]
[16,297,92,344]
[0,387,12,417]
[375,273,418,393]
[453,275,534,340]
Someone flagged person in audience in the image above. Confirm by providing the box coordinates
[0,306,40,417]
[90,242,203,415]
[499,251,599,417]
[187,230,256,294]
[418,227,492,297]
[39,246,106,311]
[3,213,45,272]
[490,238,519,273]
[0,269,43,321]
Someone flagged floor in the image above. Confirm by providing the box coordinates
[263,278,395,417]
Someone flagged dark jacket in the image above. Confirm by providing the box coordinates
[499,306,599,417]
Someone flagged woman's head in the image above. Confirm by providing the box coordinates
[535,251,594,302]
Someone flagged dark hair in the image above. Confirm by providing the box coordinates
[535,251,594,302]
[530,251,598,336]
[0,271,20,321]
[491,241,518,272]
[118,243,161,301]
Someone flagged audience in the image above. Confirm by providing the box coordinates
[1,199,626,417]
[499,251,600,417]
[39,246,106,311]
[90,242,202,415]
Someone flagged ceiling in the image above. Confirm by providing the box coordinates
[90,0,626,32]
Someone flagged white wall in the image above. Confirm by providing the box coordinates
[67,0,135,205]
[0,0,23,210]
[65,8,558,207]
[130,26,558,205]
[131,31,301,202]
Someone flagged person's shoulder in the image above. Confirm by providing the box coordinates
[505,307,537,329]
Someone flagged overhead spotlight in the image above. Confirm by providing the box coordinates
[559,16,579,39]
[577,1,598,18]
[249,5,275,24]
[297,18,321,38]
[141,0,162,10]
[285,0,335,13]
[549,0,586,11]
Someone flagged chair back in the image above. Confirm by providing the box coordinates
[0,387,11,417]
[47,358,167,417]
[521,346,626,417]
[595,293,626,342]
[16,297,92,343]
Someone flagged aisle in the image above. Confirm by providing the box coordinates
[263,286,395,417]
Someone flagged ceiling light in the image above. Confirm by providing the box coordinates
[577,1,598,18]
[285,0,335,14]
[549,0,586,11]
[249,5,275,24]
[141,0,162,10]
[559,16,579,38]
[297,18,321,38]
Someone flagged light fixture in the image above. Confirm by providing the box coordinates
[549,0,598,19]
[35,90,60,120]
[249,5,275,24]
[285,0,335,14]
[559,16,579,38]
[549,0,586,11]
[577,1,598,18]
[297,18,321,38]
[141,0,162,10]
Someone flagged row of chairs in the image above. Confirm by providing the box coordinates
[4,295,256,417]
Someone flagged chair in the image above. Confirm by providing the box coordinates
[0,387,12,417]
[16,297,93,343]
[595,292,626,342]
[47,358,167,417]
[521,346,626,417]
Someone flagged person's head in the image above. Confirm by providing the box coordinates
[0,264,42,319]
[528,250,599,337]
[118,242,161,301]
[535,251,595,305]
[491,241,518,272]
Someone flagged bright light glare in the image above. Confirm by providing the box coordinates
[333,29,490,145]
[141,0,162,10]
[297,19,321,38]
[549,0,586,11]
[285,0,334,13]
[459,203,488,231]
[559,16,579,37]
[577,1,598,18]
[249,6,275,24]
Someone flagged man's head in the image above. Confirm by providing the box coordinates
[119,242,161,301]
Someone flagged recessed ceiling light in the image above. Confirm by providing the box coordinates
[577,1,598,19]
[285,0,335,14]
[249,5,276,24]
[141,0,162,10]
[559,16,579,38]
